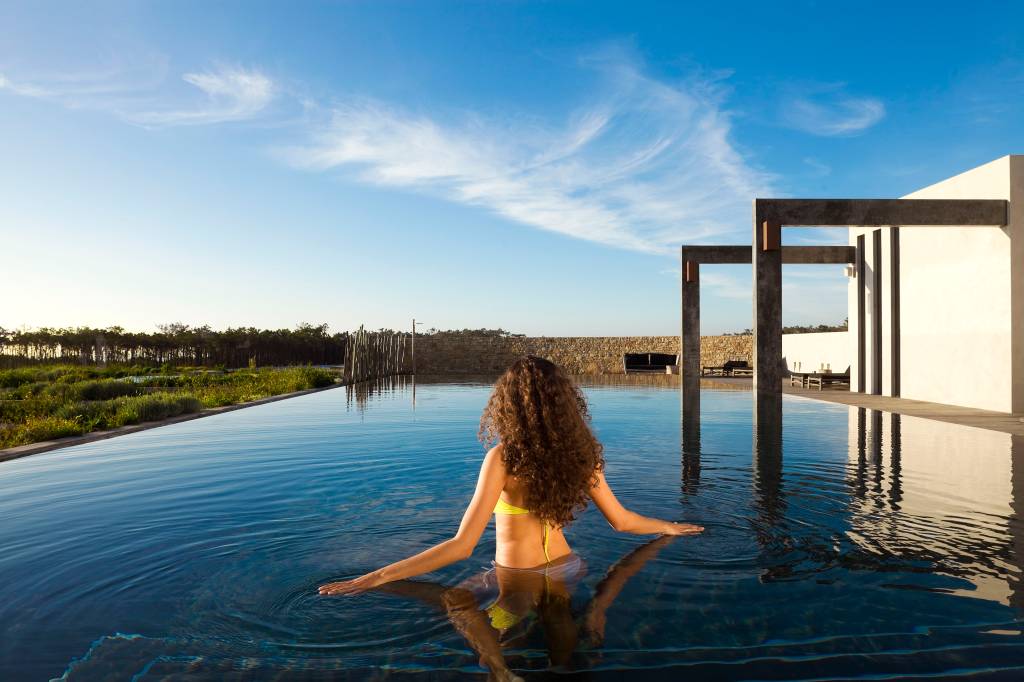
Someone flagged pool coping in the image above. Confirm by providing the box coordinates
[0,381,347,463]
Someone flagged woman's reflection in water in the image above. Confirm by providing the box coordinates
[377,535,678,681]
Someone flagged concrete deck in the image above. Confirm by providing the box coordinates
[782,382,1024,435]
[699,377,1024,435]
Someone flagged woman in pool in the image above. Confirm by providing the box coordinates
[319,356,702,676]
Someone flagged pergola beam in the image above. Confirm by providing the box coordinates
[681,245,749,264]
[681,245,855,265]
[754,198,1008,227]
[782,245,857,263]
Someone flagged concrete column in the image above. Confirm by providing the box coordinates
[856,234,866,392]
[890,228,901,397]
[681,260,700,379]
[753,220,783,471]
[753,208,783,396]
[681,256,700,421]
[1010,157,1024,413]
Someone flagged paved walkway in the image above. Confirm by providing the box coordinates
[784,381,1024,436]
[697,377,1024,435]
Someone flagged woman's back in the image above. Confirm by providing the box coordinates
[493,472,572,568]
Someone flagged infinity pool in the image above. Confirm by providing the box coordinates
[2,376,1023,680]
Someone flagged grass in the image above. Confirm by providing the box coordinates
[0,364,337,449]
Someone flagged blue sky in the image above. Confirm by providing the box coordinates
[2,1,1022,335]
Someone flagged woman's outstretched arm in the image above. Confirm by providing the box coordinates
[589,470,703,536]
[319,446,507,596]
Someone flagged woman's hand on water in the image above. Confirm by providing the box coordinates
[318,571,383,596]
[663,521,703,536]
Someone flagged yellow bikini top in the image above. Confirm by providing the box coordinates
[493,496,551,562]
[493,497,531,515]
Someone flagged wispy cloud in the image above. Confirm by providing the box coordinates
[3,52,775,255]
[124,66,275,126]
[780,84,885,136]
[0,63,275,127]
[282,57,774,254]
[0,59,167,102]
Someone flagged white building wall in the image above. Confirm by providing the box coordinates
[781,331,850,374]
[848,155,1022,413]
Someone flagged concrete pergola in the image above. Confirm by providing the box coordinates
[750,199,1007,398]
[679,244,856,391]
[679,244,857,455]
[679,197,1008,442]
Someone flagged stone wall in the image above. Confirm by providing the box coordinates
[413,335,752,375]
[699,335,754,372]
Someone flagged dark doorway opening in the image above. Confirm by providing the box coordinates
[623,352,677,373]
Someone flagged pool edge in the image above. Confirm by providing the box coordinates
[0,381,348,464]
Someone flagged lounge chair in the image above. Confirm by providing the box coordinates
[805,366,851,390]
[789,371,811,387]
[701,359,751,377]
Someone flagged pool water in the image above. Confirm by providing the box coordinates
[2,376,1023,680]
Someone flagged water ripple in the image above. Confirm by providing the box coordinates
[0,380,1021,680]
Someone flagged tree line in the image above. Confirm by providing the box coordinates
[724,318,849,336]
[0,323,360,368]
[0,324,530,369]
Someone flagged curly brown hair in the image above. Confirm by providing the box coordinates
[478,356,605,527]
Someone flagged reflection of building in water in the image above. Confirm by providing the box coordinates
[845,408,1024,606]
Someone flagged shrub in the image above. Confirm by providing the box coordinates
[49,379,144,402]
[296,367,335,389]
[0,416,86,448]
[109,394,202,427]
[54,368,102,384]
[0,368,39,389]
[137,376,186,388]
[55,400,118,430]
[3,381,50,399]
[1,398,61,422]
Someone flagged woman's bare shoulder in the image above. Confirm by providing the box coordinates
[482,443,507,471]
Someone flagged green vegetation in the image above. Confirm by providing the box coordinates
[0,365,337,449]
